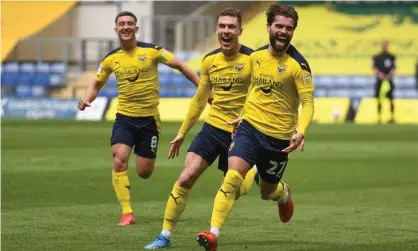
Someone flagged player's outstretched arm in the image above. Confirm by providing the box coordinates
[168,81,212,159]
[283,92,314,153]
[78,79,104,111]
[168,58,200,87]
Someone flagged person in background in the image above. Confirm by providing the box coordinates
[372,40,396,124]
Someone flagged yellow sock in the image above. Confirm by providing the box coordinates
[268,180,288,203]
[112,170,133,214]
[162,183,190,231]
[235,167,257,200]
[211,170,244,229]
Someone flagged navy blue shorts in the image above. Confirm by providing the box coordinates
[188,123,232,174]
[110,113,159,159]
[229,120,290,184]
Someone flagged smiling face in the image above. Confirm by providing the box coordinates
[267,15,295,53]
[114,15,138,41]
[216,13,242,53]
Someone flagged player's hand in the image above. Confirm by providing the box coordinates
[227,117,242,137]
[378,72,386,80]
[168,134,185,159]
[282,133,304,153]
[299,138,305,152]
[78,100,91,111]
[208,90,214,105]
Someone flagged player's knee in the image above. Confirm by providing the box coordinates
[136,164,154,179]
[113,154,128,172]
[177,169,197,189]
[135,157,155,179]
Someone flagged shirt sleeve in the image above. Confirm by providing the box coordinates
[95,57,112,86]
[294,64,315,136]
[178,58,211,136]
[156,46,175,66]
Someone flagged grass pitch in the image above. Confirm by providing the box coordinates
[2,120,418,251]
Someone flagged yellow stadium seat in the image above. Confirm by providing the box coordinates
[355,98,418,124]
[186,4,418,76]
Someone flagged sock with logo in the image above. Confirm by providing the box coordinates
[162,183,190,237]
[268,180,289,204]
[210,170,244,230]
[112,170,132,214]
[235,167,257,200]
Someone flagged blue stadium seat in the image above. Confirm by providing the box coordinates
[1,72,19,85]
[314,89,327,97]
[18,72,35,85]
[32,86,46,97]
[160,88,170,97]
[394,76,416,89]
[20,62,36,73]
[172,74,189,87]
[2,62,20,85]
[158,64,171,73]
[315,76,333,88]
[175,88,187,97]
[36,62,50,73]
[50,62,67,74]
[184,88,196,97]
[49,74,62,86]
[15,85,33,97]
[351,76,372,88]
[334,76,351,88]
[328,88,351,97]
[159,73,171,87]
[394,89,418,98]
[33,72,50,86]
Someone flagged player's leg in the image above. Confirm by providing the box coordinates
[388,79,395,123]
[218,147,256,200]
[256,140,293,223]
[110,114,136,226]
[197,120,258,250]
[134,117,160,179]
[145,124,219,249]
[375,79,383,123]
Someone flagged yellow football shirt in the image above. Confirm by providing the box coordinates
[178,45,253,135]
[96,41,175,118]
[243,44,315,140]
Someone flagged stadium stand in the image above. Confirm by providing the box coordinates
[1,1,417,123]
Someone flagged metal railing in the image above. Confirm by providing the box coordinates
[8,15,215,72]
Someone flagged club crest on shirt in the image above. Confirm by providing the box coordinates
[235,63,245,72]
[278,63,287,74]
[138,54,147,62]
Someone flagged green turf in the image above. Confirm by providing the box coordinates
[2,119,418,251]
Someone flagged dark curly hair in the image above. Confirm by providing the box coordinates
[266,4,298,29]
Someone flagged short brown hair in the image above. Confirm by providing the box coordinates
[217,7,242,27]
[266,4,298,29]
[115,11,137,24]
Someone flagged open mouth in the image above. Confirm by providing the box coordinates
[276,36,288,44]
[221,37,233,44]
[122,30,132,35]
